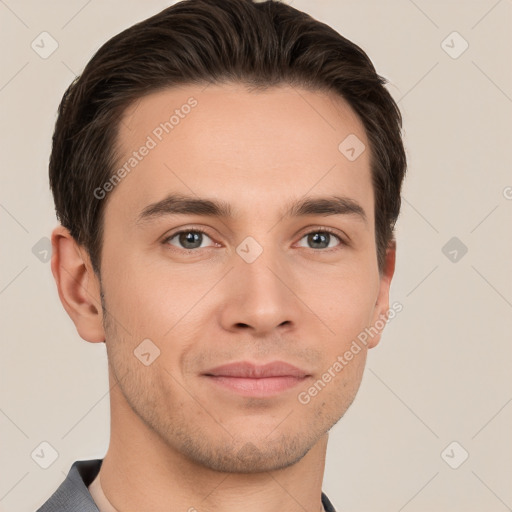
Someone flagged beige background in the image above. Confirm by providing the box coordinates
[1,1,511,511]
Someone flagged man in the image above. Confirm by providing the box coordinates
[38,0,406,510]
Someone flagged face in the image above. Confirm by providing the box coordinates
[95,83,394,473]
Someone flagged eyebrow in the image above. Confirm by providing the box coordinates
[136,193,367,225]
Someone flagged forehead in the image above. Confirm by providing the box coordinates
[107,83,373,225]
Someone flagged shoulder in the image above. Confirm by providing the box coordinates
[321,491,337,512]
[35,459,103,512]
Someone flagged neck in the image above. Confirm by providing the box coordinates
[99,373,328,512]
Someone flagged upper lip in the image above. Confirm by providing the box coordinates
[203,361,309,378]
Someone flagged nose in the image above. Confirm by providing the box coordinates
[218,246,301,336]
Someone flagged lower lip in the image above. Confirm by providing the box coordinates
[204,375,308,397]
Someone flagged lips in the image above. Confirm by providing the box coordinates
[202,361,311,397]
[202,361,309,379]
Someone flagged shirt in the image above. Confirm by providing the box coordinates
[36,458,337,512]
[88,469,118,512]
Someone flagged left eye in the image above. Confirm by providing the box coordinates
[164,229,343,252]
[297,230,343,250]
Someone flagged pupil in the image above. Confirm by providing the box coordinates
[310,232,329,249]
[181,231,201,248]
[177,232,330,250]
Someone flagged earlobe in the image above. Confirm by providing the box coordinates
[367,239,396,349]
[50,225,105,343]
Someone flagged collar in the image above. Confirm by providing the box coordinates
[37,459,337,512]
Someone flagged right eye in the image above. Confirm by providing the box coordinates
[163,228,217,251]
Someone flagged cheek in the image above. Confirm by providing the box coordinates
[306,265,379,343]
[101,249,175,333]
[102,228,379,342]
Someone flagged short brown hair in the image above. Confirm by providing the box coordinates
[49,0,406,275]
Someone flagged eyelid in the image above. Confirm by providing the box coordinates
[162,224,349,252]
[162,225,218,249]
[295,226,348,249]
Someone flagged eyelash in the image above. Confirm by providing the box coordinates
[162,226,347,254]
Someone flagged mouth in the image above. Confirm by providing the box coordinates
[201,361,311,397]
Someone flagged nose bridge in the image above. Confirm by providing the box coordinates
[240,245,285,298]
[238,238,289,302]
[220,237,299,333]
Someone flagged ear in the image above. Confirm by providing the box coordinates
[367,239,396,349]
[50,225,105,343]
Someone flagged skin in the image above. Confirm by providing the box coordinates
[51,83,395,512]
